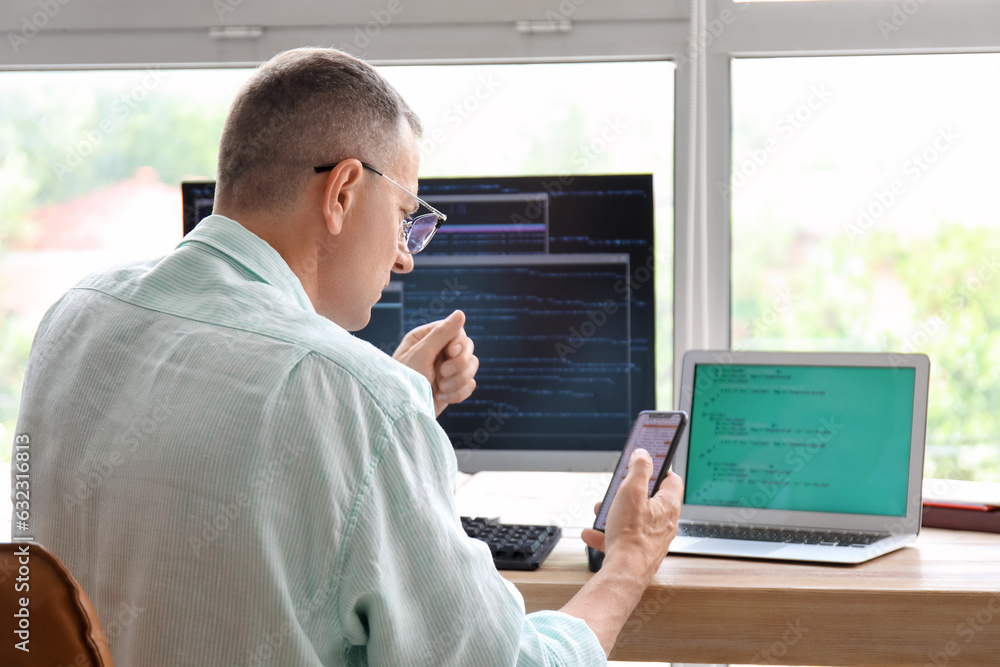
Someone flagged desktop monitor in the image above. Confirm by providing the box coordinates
[181,181,216,236]
[181,174,658,472]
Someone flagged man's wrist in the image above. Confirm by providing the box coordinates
[602,545,663,585]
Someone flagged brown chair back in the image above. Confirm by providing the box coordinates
[0,542,114,666]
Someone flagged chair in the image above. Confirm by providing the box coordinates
[0,541,114,666]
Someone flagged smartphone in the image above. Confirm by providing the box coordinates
[588,410,688,572]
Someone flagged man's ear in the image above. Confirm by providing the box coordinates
[321,160,366,236]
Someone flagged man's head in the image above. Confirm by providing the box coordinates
[215,48,420,215]
[214,48,424,330]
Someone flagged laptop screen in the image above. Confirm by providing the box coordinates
[684,363,916,517]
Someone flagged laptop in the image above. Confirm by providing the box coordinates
[670,350,930,565]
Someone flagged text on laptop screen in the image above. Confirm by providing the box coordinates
[685,364,916,516]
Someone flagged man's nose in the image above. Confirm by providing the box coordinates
[393,240,414,274]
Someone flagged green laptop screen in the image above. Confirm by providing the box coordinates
[685,364,915,516]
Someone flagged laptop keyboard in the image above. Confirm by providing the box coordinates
[678,522,886,547]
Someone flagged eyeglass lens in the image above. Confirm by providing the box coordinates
[406,214,440,253]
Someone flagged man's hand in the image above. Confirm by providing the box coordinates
[393,310,479,417]
[561,449,683,655]
[581,449,683,578]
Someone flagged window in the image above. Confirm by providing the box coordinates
[0,61,675,454]
[0,68,248,449]
[730,54,1000,481]
[680,0,1000,486]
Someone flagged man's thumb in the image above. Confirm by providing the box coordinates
[416,310,465,351]
[627,448,654,483]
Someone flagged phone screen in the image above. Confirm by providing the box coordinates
[593,411,686,531]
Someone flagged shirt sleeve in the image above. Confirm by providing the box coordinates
[336,409,606,667]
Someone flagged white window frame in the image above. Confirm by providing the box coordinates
[0,0,689,68]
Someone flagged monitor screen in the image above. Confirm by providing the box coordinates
[181,174,658,472]
[181,181,216,236]
[684,363,915,516]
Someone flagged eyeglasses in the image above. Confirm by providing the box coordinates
[313,161,446,254]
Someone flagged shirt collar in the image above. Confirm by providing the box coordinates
[177,215,316,314]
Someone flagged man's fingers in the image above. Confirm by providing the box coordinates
[417,310,465,355]
[651,470,684,507]
[447,335,472,359]
[602,448,654,517]
[655,470,684,495]
[437,378,477,404]
[580,528,606,553]
[396,319,436,350]
[440,335,474,378]
[435,342,479,400]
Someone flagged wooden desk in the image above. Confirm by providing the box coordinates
[456,472,1000,666]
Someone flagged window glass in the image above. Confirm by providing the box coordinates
[0,61,675,453]
[731,54,1000,481]
[0,68,246,451]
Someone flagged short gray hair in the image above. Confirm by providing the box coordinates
[216,48,421,214]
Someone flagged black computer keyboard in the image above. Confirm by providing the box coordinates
[678,522,885,547]
[461,516,562,570]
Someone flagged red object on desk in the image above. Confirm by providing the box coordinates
[922,500,1000,533]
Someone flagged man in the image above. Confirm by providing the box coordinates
[17,48,683,665]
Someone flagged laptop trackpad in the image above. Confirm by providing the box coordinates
[687,539,785,556]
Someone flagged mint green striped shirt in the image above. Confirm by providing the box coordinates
[16,215,605,666]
